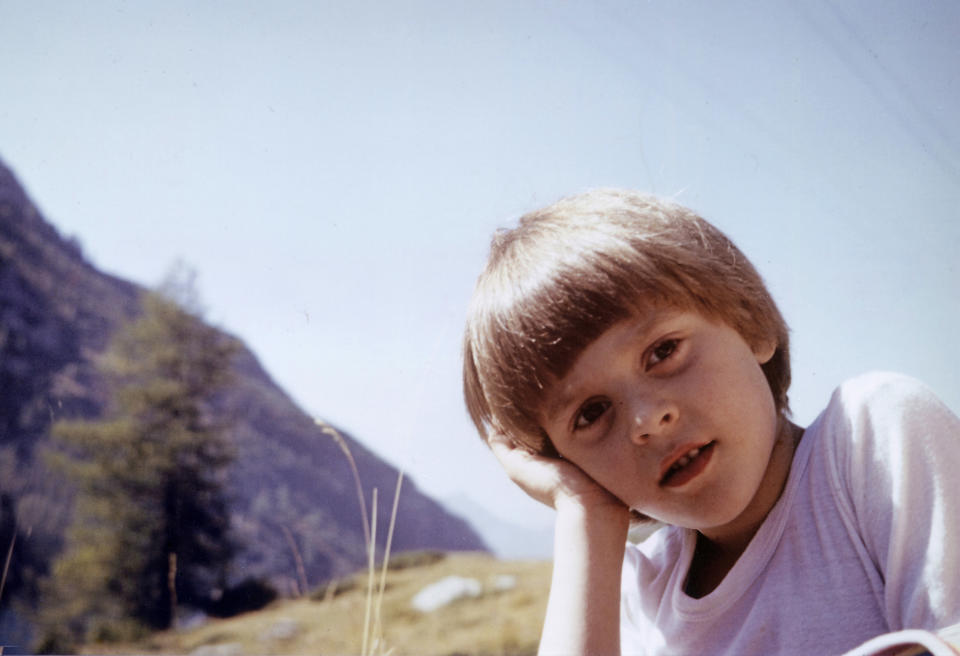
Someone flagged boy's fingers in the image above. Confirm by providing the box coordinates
[486,433,514,461]
[487,432,534,460]
[489,436,547,472]
[488,433,545,471]
[488,436,532,471]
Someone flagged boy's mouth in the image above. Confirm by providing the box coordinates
[659,441,716,488]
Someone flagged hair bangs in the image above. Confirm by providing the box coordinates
[464,189,792,456]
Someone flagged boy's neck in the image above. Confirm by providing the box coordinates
[684,420,804,598]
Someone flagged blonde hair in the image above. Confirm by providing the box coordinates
[463,189,790,454]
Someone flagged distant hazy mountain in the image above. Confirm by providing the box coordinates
[0,157,487,613]
[443,495,663,561]
[444,494,554,560]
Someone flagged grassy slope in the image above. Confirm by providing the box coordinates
[83,552,551,656]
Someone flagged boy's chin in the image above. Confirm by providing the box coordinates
[647,499,754,534]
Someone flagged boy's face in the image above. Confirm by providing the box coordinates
[539,307,784,534]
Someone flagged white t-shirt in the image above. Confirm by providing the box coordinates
[620,372,960,655]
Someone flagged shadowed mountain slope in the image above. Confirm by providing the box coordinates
[0,157,486,610]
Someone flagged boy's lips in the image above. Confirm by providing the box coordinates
[658,440,716,487]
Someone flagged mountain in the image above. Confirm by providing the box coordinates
[0,157,487,615]
[443,495,554,561]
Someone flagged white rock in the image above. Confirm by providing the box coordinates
[176,610,208,631]
[189,643,243,656]
[492,574,517,592]
[261,617,300,641]
[411,575,482,612]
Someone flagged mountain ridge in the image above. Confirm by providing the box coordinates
[0,156,487,619]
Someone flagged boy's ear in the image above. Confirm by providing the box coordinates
[753,338,777,365]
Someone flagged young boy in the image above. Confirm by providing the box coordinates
[462,189,960,655]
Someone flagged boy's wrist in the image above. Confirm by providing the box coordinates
[555,494,630,535]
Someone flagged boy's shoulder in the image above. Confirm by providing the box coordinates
[818,370,946,435]
[810,370,959,523]
[811,370,952,461]
[831,370,932,405]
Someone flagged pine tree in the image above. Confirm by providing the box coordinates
[38,276,239,648]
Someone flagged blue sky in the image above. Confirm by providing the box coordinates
[2,1,958,536]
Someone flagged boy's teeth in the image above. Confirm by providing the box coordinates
[671,447,702,471]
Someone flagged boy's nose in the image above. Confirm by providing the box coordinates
[629,398,677,445]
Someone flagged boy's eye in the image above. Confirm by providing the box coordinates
[649,339,679,366]
[574,399,611,430]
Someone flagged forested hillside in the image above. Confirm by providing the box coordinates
[0,158,486,649]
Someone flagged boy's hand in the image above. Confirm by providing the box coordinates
[488,432,628,519]
[490,433,629,656]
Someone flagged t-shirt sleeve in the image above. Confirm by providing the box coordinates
[831,373,960,631]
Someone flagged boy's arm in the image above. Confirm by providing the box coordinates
[489,436,630,656]
[837,374,960,630]
[541,497,629,655]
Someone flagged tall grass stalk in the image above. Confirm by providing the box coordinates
[362,489,378,656]
[0,522,16,607]
[318,418,403,656]
[0,524,16,656]
[371,470,404,653]
[320,418,404,655]
[316,419,371,551]
[281,525,309,596]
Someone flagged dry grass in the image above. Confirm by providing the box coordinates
[79,421,552,655]
[83,551,551,656]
